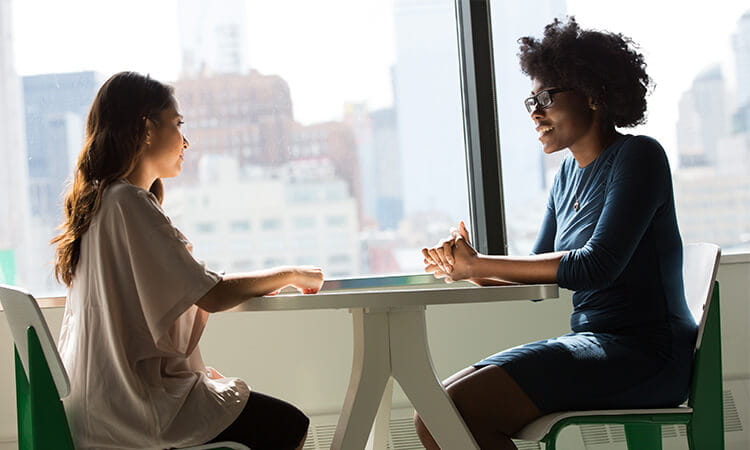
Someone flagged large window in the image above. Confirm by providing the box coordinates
[4,0,749,296]
[1,0,472,295]
[492,0,750,255]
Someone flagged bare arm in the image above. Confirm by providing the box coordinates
[466,251,567,284]
[196,266,324,313]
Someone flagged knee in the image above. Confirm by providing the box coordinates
[444,382,473,418]
[444,383,495,434]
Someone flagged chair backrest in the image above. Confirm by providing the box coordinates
[0,284,70,397]
[682,243,721,350]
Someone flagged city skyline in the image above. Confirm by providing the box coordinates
[10,0,396,125]
[6,1,747,140]
[673,8,750,251]
[4,1,750,294]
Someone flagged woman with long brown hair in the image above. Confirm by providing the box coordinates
[54,71,322,450]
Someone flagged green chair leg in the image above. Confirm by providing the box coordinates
[542,424,562,450]
[624,423,662,450]
[15,349,32,450]
[686,286,725,450]
[626,283,724,450]
[18,327,75,450]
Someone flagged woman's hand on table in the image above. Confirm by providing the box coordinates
[442,232,478,281]
[289,266,325,294]
[421,220,467,272]
[422,221,478,281]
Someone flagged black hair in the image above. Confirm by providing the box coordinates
[518,17,652,128]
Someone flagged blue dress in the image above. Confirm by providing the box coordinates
[474,135,698,413]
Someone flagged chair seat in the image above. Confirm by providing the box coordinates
[513,406,693,441]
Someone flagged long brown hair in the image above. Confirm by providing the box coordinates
[53,72,175,286]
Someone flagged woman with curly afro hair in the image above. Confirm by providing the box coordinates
[419,17,696,449]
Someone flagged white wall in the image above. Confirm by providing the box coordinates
[0,256,748,448]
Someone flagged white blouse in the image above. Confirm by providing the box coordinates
[58,180,249,449]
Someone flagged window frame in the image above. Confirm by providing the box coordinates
[455,0,508,256]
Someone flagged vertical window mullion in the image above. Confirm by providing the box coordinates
[455,0,508,255]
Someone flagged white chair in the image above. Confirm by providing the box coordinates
[512,243,724,450]
[0,284,249,450]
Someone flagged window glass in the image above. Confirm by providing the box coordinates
[230,221,251,232]
[2,0,470,295]
[196,223,217,233]
[492,1,750,255]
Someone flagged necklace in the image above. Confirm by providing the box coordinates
[570,134,623,211]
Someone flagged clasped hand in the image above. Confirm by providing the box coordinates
[421,220,478,283]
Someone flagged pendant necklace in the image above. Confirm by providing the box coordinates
[572,136,619,212]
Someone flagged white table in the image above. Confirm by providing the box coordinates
[230,278,559,449]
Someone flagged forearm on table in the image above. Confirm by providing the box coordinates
[197,268,295,313]
[470,251,567,284]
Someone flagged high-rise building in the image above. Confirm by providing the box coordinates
[291,120,362,217]
[0,0,31,285]
[178,0,249,77]
[371,107,403,230]
[164,156,360,278]
[732,10,750,133]
[674,10,750,251]
[676,65,727,168]
[343,103,403,230]
[732,10,750,107]
[173,71,362,211]
[22,71,101,224]
[674,159,750,250]
[393,0,467,221]
[343,103,376,222]
[173,71,295,175]
[734,103,750,134]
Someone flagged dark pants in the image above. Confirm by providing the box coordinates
[206,391,309,450]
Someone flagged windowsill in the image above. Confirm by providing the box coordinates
[2,273,446,311]
[721,252,750,265]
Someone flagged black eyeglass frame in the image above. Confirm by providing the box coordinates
[524,88,573,113]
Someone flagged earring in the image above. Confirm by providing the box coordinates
[591,104,598,111]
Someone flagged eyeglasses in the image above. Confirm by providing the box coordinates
[524,88,573,113]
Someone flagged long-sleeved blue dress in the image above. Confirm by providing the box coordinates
[474,134,698,413]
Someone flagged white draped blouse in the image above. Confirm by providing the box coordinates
[58,180,249,449]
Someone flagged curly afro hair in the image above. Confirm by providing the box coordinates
[518,17,652,128]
